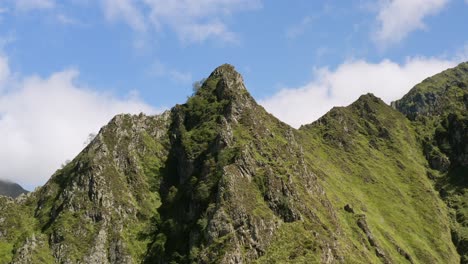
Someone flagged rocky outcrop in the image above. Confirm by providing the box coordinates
[393,62,468,120]
[355,215,391,264]
[0,63,464,263]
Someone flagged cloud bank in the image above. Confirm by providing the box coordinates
[0,55,158,190]
[102,0,262,43]
[374,0,449,46]
[260,57,457,128]
[2,0,262,43]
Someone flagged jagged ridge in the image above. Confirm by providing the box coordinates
[0,63,466,263]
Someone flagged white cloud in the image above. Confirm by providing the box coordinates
[260,57,457,128]
[0,54,159,189]
[101,0,261,43]
[374,0,449,46]
[14,0,55,11]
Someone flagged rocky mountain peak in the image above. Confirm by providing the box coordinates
[356,93,380,102]
[393,61,468,120]
[198,64,247,97]
[208,63,241,79]
[350,93,389,113]
[0,63,465,264]
[189,64,257,125]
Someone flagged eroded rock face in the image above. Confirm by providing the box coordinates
[394,62,468,120]
[0,63,464,263]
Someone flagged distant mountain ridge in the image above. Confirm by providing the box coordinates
[0,179,28,198]
[0,62,467,263]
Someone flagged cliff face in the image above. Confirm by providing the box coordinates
[0,63,467,263]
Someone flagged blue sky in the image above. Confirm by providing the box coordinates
[0,0,467,189]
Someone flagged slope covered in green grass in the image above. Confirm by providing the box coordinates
[0,63,467,263]
[394,62,468,263]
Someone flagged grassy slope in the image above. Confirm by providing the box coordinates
[0,113,170,262]
[0,64,464,263]
[0,196,51,263]
[300,94,458,263]
[233,104,340,263]
[394,61,468,263]
[395,62,468,120]
[146,65,343,263]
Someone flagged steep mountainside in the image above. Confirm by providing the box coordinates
[0,63,466,263]
[300,94,456,263]
[394,62,468,263]
[0,180,28,198]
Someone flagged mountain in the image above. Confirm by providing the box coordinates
[393,62,468,263]
[0,179,28,198]
[0,63,467,263]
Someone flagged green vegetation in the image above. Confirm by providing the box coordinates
[301,94,457,263]
[255,222,321,264]
[144,72,237,262]
[394,62,468,263]
[1,63,468,263]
